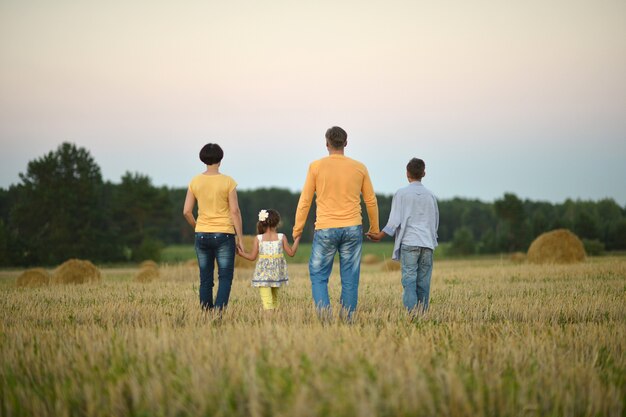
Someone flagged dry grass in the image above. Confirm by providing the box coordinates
[1,257,624,417]
[134,266,160,283]
[362,253,381,264]
[139,260,158,269]
[51,259,101,284]
[527,228,586,264]
[15,268,50,287]
[509,251,526,264]
[382,258,401,271]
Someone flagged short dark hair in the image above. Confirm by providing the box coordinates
[325,126,347,149]
[199,143,224,165]
[257,209,281,234]
[407,158,425,180]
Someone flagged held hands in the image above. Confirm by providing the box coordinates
[366,231,385,242]
[236,238,245,256]
[284,235,301,257]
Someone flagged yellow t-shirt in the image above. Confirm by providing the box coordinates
[293,155,379,236]
[189,174,237,234]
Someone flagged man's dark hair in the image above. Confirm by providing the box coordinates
[407,158,425,180]
[325,126,347,149]
[199,143,224,165]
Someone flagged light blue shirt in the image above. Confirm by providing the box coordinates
[382,181,439,260]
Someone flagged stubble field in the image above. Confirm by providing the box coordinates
[0,256,625,417]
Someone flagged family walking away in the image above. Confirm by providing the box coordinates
[183,127,439,318]
[292,126,380,320]
[183,143,244,310]
[237,209,300,310]
[367,157,439,313]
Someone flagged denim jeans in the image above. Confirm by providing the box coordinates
[309,225,363,318]
[400,245,434,312]
[195,233,235,310]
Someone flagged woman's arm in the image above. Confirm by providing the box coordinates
[282,235,301,257]
[237,237,259,261]
[183,188,197,229]
[228,188,245,253]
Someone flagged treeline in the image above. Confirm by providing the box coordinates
[1,143,625,266]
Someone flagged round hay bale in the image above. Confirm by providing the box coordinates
[509,252,526,264]
[235,235,258,269]
[134,267,159,283]
[381,259,401,272]
[362,254,381,265]
[527,229,586,264]
[16,268,50,287]
[51,259,102,284]
[139,260,158,269]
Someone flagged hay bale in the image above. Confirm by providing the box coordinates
[16,268,50,287]
[134,267,159,283]
[509,252,526,264]
[51,259,102,284]
[382,259,401,272]
[362,254,381,265]
[139,260,158,269]
[527,229,586,264]
[235,235,258,269]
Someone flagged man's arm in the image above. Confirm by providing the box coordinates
[367,191,401,241]
[361,168,379,234]
[292,164,316,239]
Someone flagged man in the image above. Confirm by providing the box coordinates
[293,126,379,318]
[367,158,439,313]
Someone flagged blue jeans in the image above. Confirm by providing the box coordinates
[195,233,235,310]
[309,225,363,317]
[400,245,434,312]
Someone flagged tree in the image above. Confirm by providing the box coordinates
[110,172,173,261]
[0,220,8,266]
[494,193,527,252]
[449,226,476,256]
[10,142,123,265]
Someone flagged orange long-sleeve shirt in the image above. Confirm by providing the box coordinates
[293,154,379,236]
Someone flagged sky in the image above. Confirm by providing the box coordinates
[1,0,625,205]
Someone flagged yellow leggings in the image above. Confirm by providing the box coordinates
[259,287,280,310]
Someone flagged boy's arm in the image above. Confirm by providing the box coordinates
[361,167,379,234]
[293,164,316,239]
[434,196,439,235]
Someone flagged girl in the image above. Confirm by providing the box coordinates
[237,209,300,310]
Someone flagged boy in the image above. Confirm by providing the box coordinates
[367,158,438,313]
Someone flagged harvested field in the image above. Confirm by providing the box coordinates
[1,257,624,417]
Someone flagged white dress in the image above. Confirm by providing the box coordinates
[251,234,289,287]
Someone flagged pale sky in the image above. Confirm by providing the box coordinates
[1,0,625,205]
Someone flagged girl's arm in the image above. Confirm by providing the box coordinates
[282,235,301,257]
[183,188,197,229]
[237,237,259,261]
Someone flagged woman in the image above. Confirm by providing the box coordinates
[183,143,244,310]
